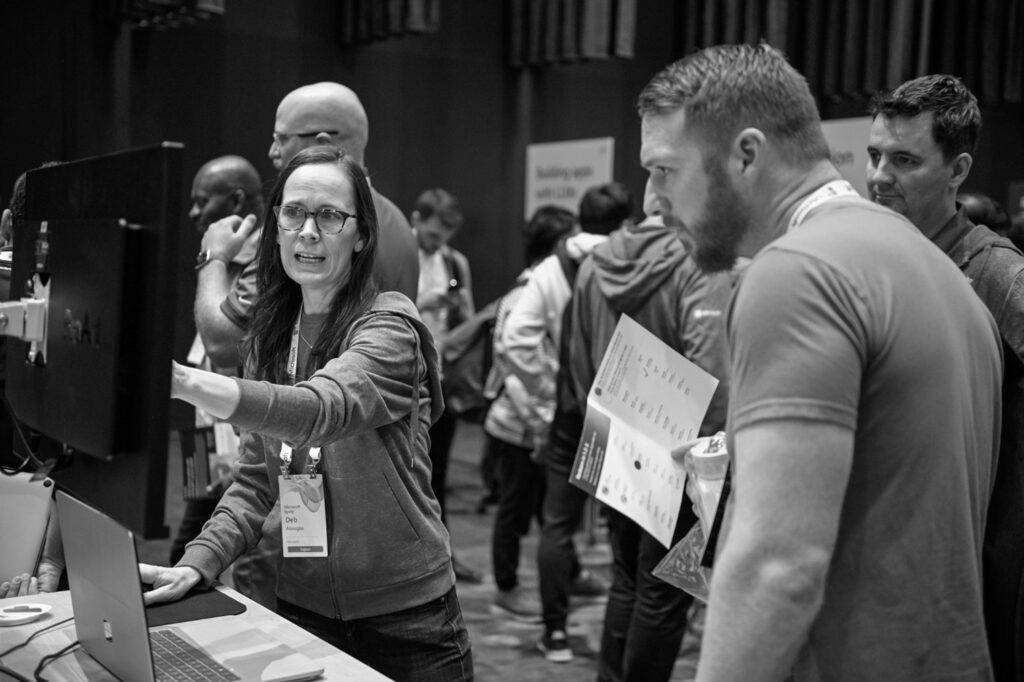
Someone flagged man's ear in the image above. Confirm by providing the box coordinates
[354,238,365,253]
[410,210,422,227]
[230,189,246,213]
[732,128,767,175]
[950,152,973,191]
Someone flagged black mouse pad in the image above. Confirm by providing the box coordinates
[145,587,246,627]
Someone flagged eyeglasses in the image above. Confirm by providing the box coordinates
[274,205,356,235]
[271,130,340,146]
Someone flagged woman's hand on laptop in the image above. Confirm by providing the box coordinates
[138,564,201,605]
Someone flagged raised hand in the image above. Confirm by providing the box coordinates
[201,213,259,265]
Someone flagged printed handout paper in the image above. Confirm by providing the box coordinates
[570,315,718,547]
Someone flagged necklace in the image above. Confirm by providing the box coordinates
[299,331,314,350]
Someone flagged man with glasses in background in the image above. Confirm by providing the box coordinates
[867,74,1024,681]
[269,81,418,301]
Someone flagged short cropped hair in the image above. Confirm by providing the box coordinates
[637,43,829,166]
[869,75,981,160]
[414,188,464,231]
[523,205,576,265]
[579,182,634,236]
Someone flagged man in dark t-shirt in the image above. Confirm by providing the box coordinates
[868,74,1024,682]
[174,155,276,607]
[641,45,999,679]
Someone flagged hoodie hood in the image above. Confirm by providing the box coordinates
[564,231,610,261]
[590,219,688,314]
[360,291,446,426]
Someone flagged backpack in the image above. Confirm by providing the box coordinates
[440,268,535,424]
[440,297,499,423]
[441,238,578,425]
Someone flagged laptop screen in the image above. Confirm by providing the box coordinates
[54,490,326,682]
[56,490,157,682]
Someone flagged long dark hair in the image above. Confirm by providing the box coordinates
[245,145,379,382]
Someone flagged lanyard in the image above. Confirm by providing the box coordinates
[788,180,859,232]
[279,313,322,476]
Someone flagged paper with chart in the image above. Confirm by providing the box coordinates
[570,314,719,547]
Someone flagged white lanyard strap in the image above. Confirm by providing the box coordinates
[280,313,322,475]
[788,180,859,232]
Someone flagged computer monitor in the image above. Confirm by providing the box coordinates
[4,142,183,538]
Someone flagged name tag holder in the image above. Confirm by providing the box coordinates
[278,313,329,558]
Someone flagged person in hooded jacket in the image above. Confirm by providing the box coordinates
[508,183,631,661]
[486,205,577,621]
[138,146,472,681]
[569,183,732,681]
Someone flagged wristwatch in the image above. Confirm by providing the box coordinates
[195,249,229,271]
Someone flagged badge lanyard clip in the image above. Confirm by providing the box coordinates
[279,313,323,479]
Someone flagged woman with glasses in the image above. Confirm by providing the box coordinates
[142,145,473,680]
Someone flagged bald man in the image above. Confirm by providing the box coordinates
[269,82,419,300]
[190,155,265,370]
[171,155,282,609]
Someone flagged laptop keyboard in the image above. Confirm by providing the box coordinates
[150,628,240,681]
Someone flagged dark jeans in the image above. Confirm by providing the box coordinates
[278,587,473,681]
[429,407,458,524]
[479,437,500,501]
[537,463,586,631]
[597,509,695,682]
[489,435,544,591]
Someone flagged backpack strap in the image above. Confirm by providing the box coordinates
[554,238,580,287]
[484,280,529,400]
[442,247,464,290]
[441,248,469,329]
[950,222,1021,269]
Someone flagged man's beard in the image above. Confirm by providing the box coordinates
[689,161,752,273]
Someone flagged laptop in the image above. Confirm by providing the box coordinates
[56,490,324,682]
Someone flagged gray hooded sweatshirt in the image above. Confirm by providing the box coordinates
[569,221,731,436]
[180,292,453,620]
